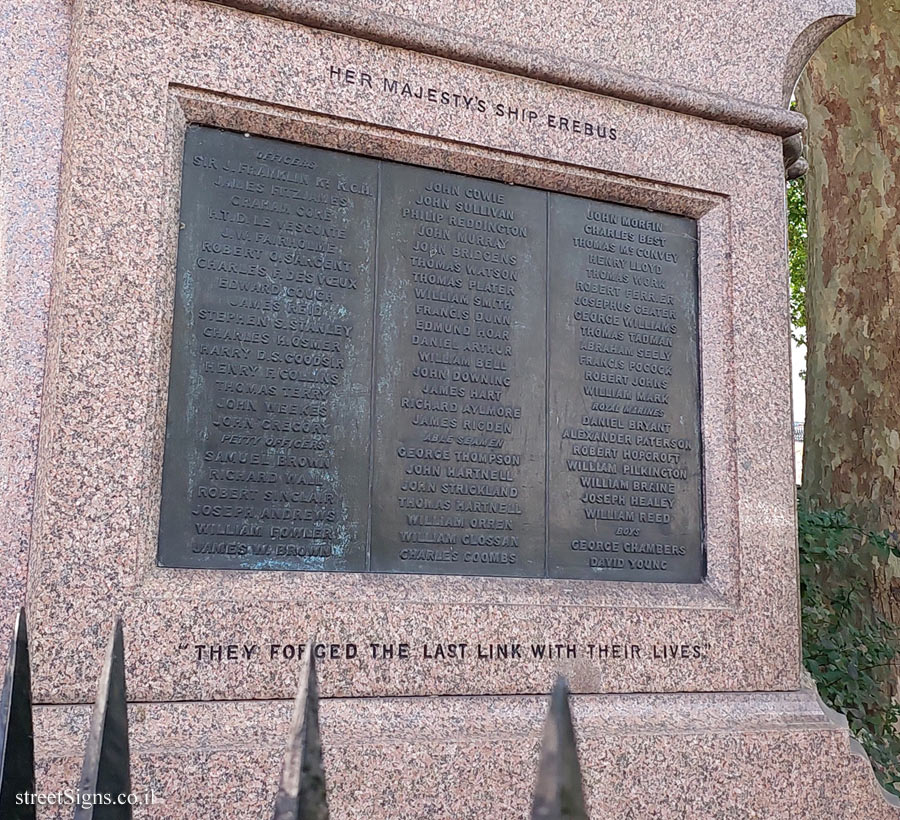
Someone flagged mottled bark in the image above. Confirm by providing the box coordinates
[798,0,900,631]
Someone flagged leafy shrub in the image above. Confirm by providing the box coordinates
[787,173,807,346]
[799,503,900,794]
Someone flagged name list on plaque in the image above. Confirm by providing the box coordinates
[158,125,704,582]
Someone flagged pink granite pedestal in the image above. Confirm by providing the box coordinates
[31,690,900,819]
[3,0,898,816]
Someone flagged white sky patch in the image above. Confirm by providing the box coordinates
[791,337,806,424]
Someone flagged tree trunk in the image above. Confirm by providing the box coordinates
[797,0,900,639]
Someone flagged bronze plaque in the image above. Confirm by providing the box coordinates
[158,125,704,582]
[370,163,547,577]
[546,196,703,582]
[157,127,378,570]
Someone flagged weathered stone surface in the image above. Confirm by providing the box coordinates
[25,0,791,702]
[32,690,900,819]
[212,0,852,122]
[4,0,895,815]
[0,0,70,645]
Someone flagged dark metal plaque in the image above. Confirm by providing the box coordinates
[158,125,705,582]
[370,164,547,577]
[546,196,703,582]
[157,127,378,570]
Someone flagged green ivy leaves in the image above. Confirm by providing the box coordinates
[799,502,900,795]
[787,174,808,347]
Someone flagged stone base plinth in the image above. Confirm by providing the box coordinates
[33,688,899,819]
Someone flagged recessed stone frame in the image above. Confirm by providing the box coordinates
[31,67,795,703]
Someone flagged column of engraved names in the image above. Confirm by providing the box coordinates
[157,128,377,570]
[370,164,546,577]
[546,196,703,582]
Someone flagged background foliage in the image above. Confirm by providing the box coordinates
[787,174,808,345]
[799,503,900,795]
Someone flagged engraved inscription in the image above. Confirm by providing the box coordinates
[158,126,704,581]
[157,127,377,570]
[370,165,547,576]
[546,196,703,582]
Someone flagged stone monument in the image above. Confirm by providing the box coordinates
[3,0,899,815]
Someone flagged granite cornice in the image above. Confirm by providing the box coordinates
[200,0,853,138]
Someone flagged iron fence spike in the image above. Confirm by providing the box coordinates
[272,640,328,820]
[530,675,589,820]
[75,619,132,819]
[0,608,35,820]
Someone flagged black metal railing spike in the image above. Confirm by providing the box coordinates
[0,608,35,820]
[74,619,132,820]
[272,641,329,820]
[530,675,590,820]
